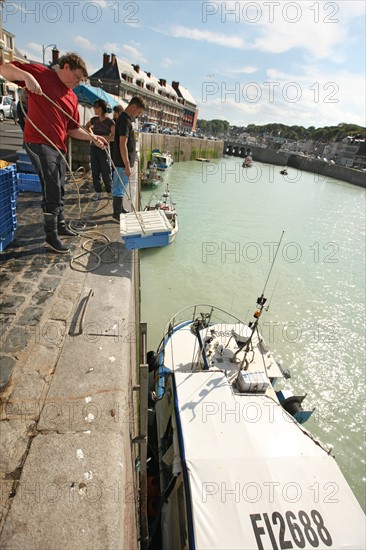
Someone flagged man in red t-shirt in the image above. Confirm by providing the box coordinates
[0,53,107,253]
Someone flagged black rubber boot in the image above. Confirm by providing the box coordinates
[57,212,78,237]
[112,197,122,222]
[44,214,70,253]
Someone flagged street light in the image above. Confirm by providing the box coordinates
[42,44,57,65]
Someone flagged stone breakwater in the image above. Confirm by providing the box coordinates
[225,143,366,188]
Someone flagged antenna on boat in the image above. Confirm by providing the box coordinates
[237,231,285,371]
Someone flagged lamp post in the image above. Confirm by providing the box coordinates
[42,43,57,65]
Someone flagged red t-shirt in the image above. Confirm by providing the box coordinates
[12,62,80,152]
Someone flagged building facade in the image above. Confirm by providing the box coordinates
[89,53,197,133]
[0,27,28,96]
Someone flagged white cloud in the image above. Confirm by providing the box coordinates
[170,26,245,49]
[73,36,96,52]
[103,43,120,53]
[122,45,147,64]
[161,57,174,69]
[196,64,365,127]
[230,66,258,75]
[27,42,42,53]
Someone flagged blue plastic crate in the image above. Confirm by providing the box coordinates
[17,172,42,193]
[0,201,16,219]
[0,209,17,234]
[16,149,30,163]
[17,160,36,173]
[123,231,171,250]
[0,164,17,189]
[0,229,15,252]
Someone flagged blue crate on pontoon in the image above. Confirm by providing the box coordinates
[0,209,17,234]
[17,160,36,173]
[120,209,172,250]
[17,172,42,193]
[0,229,15,252]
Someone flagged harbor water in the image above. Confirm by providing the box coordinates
[140,157,366,511]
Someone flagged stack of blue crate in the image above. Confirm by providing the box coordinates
[0,163,18,252]
[16,149,42,192]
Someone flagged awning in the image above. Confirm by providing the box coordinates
[74,83,120,110]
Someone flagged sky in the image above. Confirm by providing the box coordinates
[2,0,365,128]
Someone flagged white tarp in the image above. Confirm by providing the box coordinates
[173,370,365,550]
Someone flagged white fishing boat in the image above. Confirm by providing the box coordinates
[141,161,163,189]
[144,184,178,244]
[151,149,174,170]
[145,251,365,549]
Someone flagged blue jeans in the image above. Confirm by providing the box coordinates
[112,167,129,198]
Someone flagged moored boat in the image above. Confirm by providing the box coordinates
[151,149,174,170]
[145,270,365,548]
[144,184,178,244]
[141,161,163,188]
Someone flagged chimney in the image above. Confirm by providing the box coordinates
[52,48,60,64]
[111,53,116,65]
[132,64,140,73]
[172,81,180,91]
[103,53,110,67]
[159,78,167,87]
[145,71,151,78]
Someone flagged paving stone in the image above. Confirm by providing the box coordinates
[49,299,74,322]
[7,374,47,421]
[30,290,54,307]
[22,269,44,280]
[0,420,33,474]
[1,326,33,354]
[0,273,12,289]
[58,283,83,303]
[11,282,34,294]
[0,356,16,392]
[18,307,45,326]
[39,277,62,292]
[47,263,68,276]
[0,295,26,314]
[20,344,60,376]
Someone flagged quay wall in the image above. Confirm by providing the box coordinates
[70,135,224,173]
[225,143,366,188]
[139,134,224,171]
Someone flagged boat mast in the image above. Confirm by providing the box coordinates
[239,231,285,370]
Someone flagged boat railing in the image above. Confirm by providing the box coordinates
[162,304,245,338]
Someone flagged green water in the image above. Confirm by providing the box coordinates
[140,157,366,511]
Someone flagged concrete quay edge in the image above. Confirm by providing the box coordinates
[0,174,141,549]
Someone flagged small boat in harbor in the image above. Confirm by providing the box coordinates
[151,149,174,170]
[141,161,163,189]
[145,241,365,549]
[144,184,178,244]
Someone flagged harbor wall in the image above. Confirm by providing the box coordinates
[139,134,224,171]
[70,135,224,173]
[225,143,366,188]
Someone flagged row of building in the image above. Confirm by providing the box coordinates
[0,27,198,133]
[234,131,366,171]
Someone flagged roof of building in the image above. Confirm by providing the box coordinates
[90,54,195,106]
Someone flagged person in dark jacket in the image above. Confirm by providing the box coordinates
[111,96,145,221]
